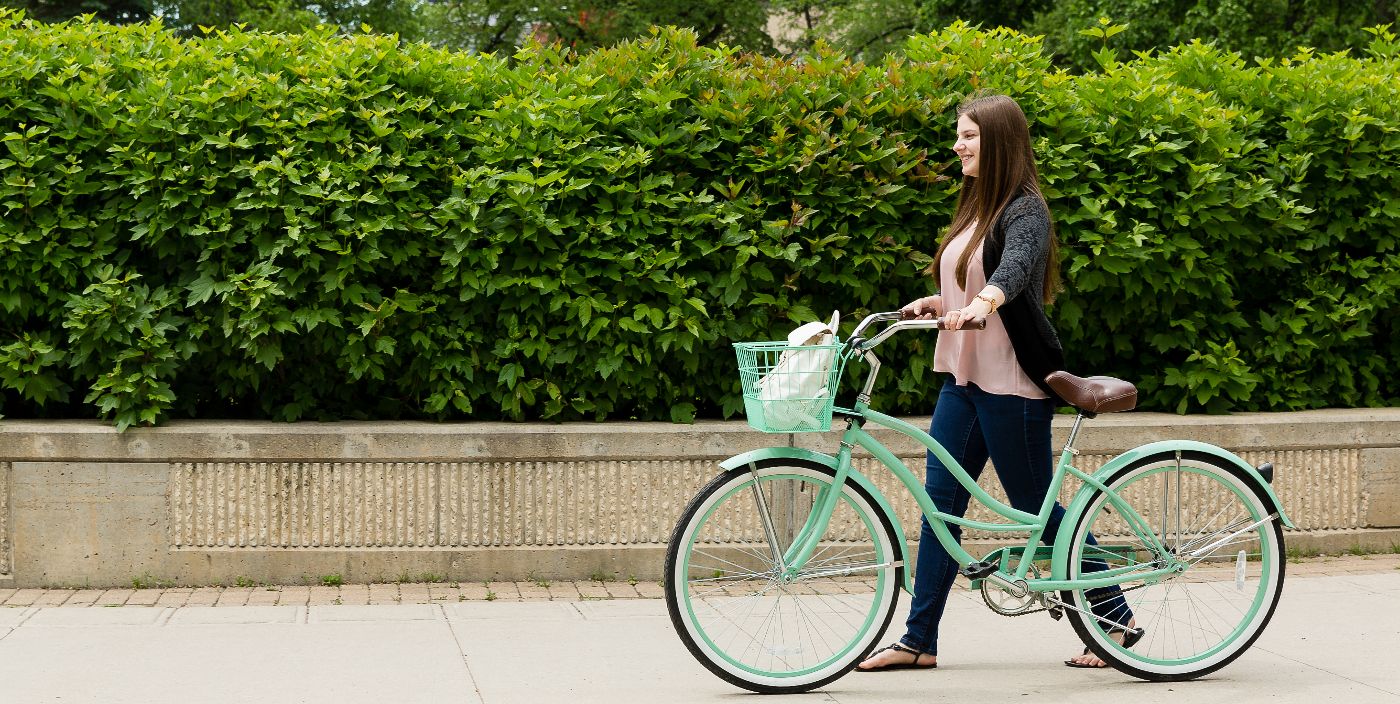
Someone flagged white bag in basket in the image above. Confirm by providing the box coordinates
[756,311,840,430]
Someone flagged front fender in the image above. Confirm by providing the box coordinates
[1050,440,1296,581]
[719,447,915,594]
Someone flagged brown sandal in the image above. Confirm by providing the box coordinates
[856,642,937,672]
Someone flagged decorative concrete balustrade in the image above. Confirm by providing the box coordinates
[1,409,1397,588]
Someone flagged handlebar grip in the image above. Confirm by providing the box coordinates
[897,309,988,329]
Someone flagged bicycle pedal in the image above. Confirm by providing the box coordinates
[958,560,998,580]
[1047,604,1063,621]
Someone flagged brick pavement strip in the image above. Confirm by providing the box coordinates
[125,590,162,606]
[577,582,612,599]
[427,583,459,602]
[245,589,282,606]
[186,588,222,606]
[514,582,551,601]
[546,582,581,600]
[277,586,311,606]
[4,589,43,607]
[457,582,492,600]
[7,553,1395,607]
[215,588,252,607]
[398,585,432,604]
[307,586,341,606]
[31,590,73,607]
[95,589,133,606]
[484,582,520,600]
[155,589,193,608]
[62,589,104,607]
[367,584,400,604]
[633,582,665,599]
[603,582,643,599]
[339,584,369,605]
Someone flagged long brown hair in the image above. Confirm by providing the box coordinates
[930,94,1059,304]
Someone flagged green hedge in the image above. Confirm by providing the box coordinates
[1,12,1397,428]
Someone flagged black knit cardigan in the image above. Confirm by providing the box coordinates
[979,193,1066,404]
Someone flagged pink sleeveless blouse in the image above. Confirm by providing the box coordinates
[933,224,1048,400]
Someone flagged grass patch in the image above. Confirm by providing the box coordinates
[391,572,446,584]
[1286,546,1322,562]
[320,574,344,587]
[233,576,258,588]
[130,574,174,590]
[1287,543,1400,562]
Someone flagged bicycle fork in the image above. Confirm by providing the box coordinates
[746,439,862,583]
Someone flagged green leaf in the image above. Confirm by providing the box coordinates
[669,402,697,424]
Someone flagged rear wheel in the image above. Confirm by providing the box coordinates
[665,460,902,694]
[1061,452,1285,680]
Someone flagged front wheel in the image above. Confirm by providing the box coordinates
[1061,451,1285,681]
[664,459,902,694]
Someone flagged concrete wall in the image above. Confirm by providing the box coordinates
[1,409,1397,588]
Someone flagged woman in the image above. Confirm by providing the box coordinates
[856,94,1134,672]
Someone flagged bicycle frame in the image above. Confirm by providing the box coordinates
[773,402,1181,594]
[724,311,1293,597]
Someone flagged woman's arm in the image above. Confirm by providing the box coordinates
[943,197,1046,329]
[985,196,1050,303]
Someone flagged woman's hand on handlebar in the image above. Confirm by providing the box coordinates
[900,295,941,321]
[943,303,988,330]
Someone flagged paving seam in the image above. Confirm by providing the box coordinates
[440,603,489,704]
[1251,645,1400,699]
[0,607,37,641]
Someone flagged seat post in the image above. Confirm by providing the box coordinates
[1063,413,1091,455]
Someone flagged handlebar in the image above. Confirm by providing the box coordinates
[846,310,986,354]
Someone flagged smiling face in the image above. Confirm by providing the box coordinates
[953,114,981,177]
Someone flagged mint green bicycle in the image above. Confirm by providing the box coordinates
[664,311,1291,694]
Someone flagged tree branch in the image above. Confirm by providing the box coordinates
[697,22,726,45]
[852,21,914,56]
[481,12,519,53]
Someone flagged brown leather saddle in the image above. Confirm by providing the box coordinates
[1045,372,1137,416]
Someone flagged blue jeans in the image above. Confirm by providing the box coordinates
[900,380,1131,655]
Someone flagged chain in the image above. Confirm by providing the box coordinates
[986,582,1150,618]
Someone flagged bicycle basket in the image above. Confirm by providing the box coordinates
[734,340,846,433]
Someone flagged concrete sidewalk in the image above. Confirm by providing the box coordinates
[1,556,1397,703]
